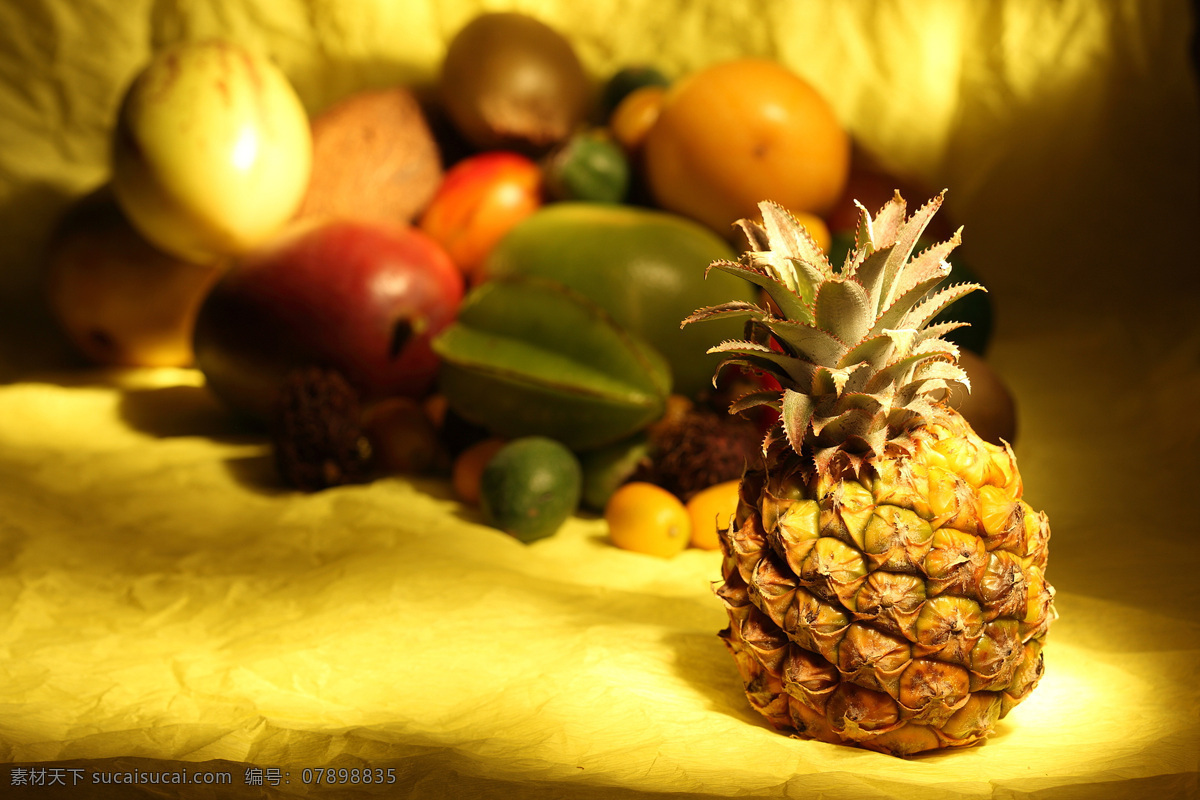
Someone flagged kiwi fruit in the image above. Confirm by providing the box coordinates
[439,12,591,155]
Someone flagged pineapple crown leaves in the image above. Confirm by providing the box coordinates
[684,191,982,473]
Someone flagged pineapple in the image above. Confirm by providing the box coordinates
[685,192,1055,756]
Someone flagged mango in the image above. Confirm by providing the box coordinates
[482,203,755,399]
[432,276,671,451]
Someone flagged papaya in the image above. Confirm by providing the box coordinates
[482,203,755,399]
[432,276,671,451]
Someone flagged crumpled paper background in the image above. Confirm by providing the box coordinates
[0,1,1198,798]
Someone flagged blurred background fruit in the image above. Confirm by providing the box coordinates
[111,39,312,264]
[438,12,591,155]
[433,276,671,451]
[194,219,463,421]
[941,348,1018,446]
[643,58,850,238]
[541,129,631,204]
[270,366,372,491]
[608,85,667,157]
[578,433,651,512]
[297,87,443,226]
[825,154,954,241]
[361,396,445,475]
[419,151,544,281]
[599,65,670,119]
[685,479,740,550]
[45,186,222,367]
[452,437,508,506]
[482,203,754,399]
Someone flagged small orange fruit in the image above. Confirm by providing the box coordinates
[685,480,741,550]
[643,58,849,237]
[452,437,507,506]
[790,212,832,255]
[609,85,667,156]
[605,481,691,558]
[732,209,831,255]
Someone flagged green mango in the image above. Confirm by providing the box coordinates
[483,203,754,399]
[433,276,671,452]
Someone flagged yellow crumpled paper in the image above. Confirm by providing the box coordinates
[0,1,1198,798]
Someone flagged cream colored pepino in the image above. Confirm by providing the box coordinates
[685,192,1056,756]
[111,40,312,264]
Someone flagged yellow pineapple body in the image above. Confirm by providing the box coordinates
[717,405,1053,755]
[686,192,1055,756]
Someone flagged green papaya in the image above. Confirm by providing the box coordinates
[432,276,671,451]
[482,203,754,399]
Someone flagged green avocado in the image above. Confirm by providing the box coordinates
[483,203,754,399]
[480,436,582,543]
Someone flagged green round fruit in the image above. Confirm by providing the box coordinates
[479,436,582,543]
[483,203,753,399]
[543,130,631,204]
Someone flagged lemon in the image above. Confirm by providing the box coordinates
[605,482,690,558]
[685,480,741,551]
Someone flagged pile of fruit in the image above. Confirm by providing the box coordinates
[42,13,1056,756]
[45,13,1013,558]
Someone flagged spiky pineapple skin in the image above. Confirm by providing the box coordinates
[715,403,1054,756]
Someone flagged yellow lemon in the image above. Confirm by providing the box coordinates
[732,209,831,255]
[605,482,690,558]
[685,480,741,551]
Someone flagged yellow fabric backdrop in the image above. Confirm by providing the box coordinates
[0,1,1197,797]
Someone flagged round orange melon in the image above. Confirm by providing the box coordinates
[643,58,850,237]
